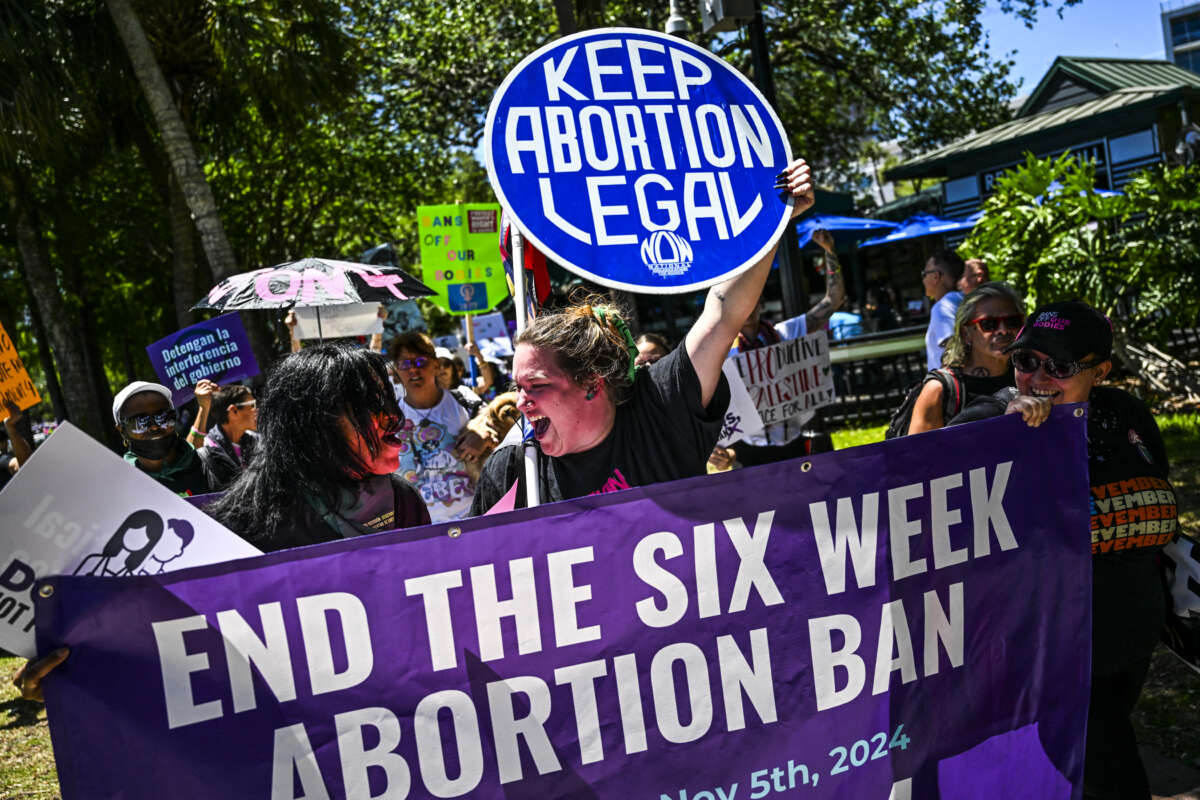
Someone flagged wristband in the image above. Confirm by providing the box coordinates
[190,427,204,438]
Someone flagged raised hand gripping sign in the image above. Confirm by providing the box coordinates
[486,29,792,294]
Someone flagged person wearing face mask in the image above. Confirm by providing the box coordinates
[905,282,1023,435]
[469,158,817,513]
[112,380,215,497]
[205,344,429,552]
[950,300,1178,800]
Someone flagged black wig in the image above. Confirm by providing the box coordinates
[207,344,400,548]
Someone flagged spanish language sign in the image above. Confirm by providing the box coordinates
[418,204,509,315]
[731,330,834,425]
[39,411,1090,799]
[0,424,260,658]
[146,313,260,405]
[0,320,41,414]
[486,28,792,294]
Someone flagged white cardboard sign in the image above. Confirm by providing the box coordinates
[0,423,261,657]
[716,359,765,446]
[730,330,835,426]
[293,303,384,339]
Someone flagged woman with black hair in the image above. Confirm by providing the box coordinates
[207,343,429,552]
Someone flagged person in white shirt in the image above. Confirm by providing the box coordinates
[390,332,484,523]
[922,249,965,369]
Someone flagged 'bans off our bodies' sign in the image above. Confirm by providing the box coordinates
[486,29,792,294]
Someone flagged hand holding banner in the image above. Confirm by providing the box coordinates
[38,411,1091,799]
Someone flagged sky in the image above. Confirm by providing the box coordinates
[983,0,1172,98]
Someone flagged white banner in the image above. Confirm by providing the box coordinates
[716,359,765,446]
[0,423,260,657]
[293,303,384,339]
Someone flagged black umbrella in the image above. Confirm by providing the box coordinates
[191,258,437,339]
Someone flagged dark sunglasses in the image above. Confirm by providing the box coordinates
[397,357,430,371]
[965,314,1024,333]
[121,409,177,434]
[1011,350,1104,379]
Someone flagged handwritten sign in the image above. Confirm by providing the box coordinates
[418,204,510,315]
[292,303,384,340]
[716,358,764,446]
[731,330,834,425]
[0,321,41,415]
[145,314,260,405]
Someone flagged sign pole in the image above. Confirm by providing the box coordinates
[464,314,478,383]
[511,227,540,508]
[315,307,324,343]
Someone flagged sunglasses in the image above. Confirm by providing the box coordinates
[121,409,177,434]
[233,400,256,410]
[965,314,1024,333]
[397,357,430,371]
[919,269,941,278]
[1011,350,1104,379]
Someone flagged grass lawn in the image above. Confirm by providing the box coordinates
[1,415,1195,796]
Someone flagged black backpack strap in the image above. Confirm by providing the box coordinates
[931,368,965,419]
[449,387,484,418]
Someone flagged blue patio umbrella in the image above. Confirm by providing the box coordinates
[858,212,981,248]
[795,214,900,248]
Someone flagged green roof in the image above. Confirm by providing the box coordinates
[887,56,1200,181]
[1018,57,1200,116]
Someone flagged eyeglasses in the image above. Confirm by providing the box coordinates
[920,269,941,279]
[233,400,256,410]
[121,409,177,434]
[965,314,1024,333]
[1011,350,1104,379]
[397,357,430,371]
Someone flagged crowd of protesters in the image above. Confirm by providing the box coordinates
[4,158,1187,800]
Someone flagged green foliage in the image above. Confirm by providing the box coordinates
[961,154,1200,346]
[831,423,887,449]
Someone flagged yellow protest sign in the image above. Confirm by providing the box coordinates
[418,203,509,315]
[0,321,41,418]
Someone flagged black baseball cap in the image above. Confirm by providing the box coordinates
[1004,300,1113,362]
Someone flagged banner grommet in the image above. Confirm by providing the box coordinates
[447,527,463,539]
[37,583,54,599]
[801,462,813,472]
[1073,408,1084,417]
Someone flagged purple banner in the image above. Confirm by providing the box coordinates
[37,410,1092,799]
[145,313,260,405]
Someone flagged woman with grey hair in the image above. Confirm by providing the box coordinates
[907,281,1024,434]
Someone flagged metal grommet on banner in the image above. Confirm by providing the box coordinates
[801,462,813,473]
[1073,408,1084,417]
[38,583,54,599]
[447,527,462,539]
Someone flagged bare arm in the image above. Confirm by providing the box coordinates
[685,159,815,406]
[907,380,945,435]
[284,310,301,353]
[369,304,386,352]
[3,400,33,466]
[188,379,216,448]
[804,229,846,332]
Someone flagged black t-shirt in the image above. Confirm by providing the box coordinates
[951,386,1177,673]
[470,345,730,514]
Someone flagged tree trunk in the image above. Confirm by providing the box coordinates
[11,204,109,442]
[105,0,239,281]
[21,273,68,421]
[169,173,197,327]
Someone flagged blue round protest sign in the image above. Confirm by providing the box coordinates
[486,28,793,295]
